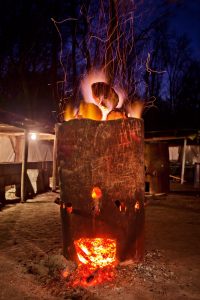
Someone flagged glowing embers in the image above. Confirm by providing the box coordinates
[74,238,116,269]
[70,264,115,287]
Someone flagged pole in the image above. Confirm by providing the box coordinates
[181,138,187,184]
[52,124,58,191]
[21,129,29,202]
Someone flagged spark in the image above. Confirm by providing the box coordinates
[146,52,166,74]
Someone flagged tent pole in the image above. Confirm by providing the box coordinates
[52,125,58,192]
[21,129,29,202]
[181,138,187,184]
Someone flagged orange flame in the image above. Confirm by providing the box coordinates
[70,264,115,287]
[114,86,127,109]
[126,100,144,119]
[64,69,143,122]
[78,102,102,120]
[63,103,77,121]
[135,201,140,211]
[64,238,116,287]
[74,238,116,269]
[119,202,127,212]
[91,187,102,199]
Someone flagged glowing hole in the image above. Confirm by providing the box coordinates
[115,200,121,208]
[91,187,102,199]
[115,200,127,212]
[74,238,116,269]
[66,202,72,213]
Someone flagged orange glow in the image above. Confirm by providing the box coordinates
[64,103,76,121]
[68,68,144,121]
[74,238,116,269]
[62,269,69,278]
[126,100,144,119]
[107,110,127,121]
[78,102,102,121]
[135,201,140,211]
[70,264,115,287]
[91,187,102,199]
[98,104,110,120]
[92,83,119,112]
[80,69,117,120]
[115,86,127,109]
[119,202,127,212]
[80,69,108,106]
[66,206,73,214]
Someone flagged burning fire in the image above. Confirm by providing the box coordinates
[63,103,77,121]
[78,102,102,120]
[74,238,116,269]
[107,110,127,121]
[126,100,144,119]
[63,238,116,287]
[80,69,108,105]
[63,69,144,121]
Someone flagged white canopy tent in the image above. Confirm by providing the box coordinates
[0,135,53,163]
[0,109,55,202]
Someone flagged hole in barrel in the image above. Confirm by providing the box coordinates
[66,202,73,213]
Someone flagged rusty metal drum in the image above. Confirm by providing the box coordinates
[57,118,145,262]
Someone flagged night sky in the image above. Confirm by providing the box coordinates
[148,0,200,58]
[169,0,200,57]
[0,0,199,129]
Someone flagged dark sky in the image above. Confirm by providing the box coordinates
[140,0,200,58]
[168,0,200,57]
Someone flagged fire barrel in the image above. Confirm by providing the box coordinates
[57,118,145,263]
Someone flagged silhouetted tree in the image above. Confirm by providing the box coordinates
[175,61,200,128]
[0,0,198,130]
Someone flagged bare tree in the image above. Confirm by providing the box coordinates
[160,34,191,111]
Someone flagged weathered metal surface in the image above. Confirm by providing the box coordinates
[145,142,170,194]
[57,118,145,262]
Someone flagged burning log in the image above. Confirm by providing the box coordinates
[106,109,127,120]
[91,82,119,110]
[78,102,102,120]
[91,82,110,102]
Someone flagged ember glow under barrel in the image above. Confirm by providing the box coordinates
[57,118,145,264]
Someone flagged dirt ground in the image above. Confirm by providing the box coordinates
[0,190,200,300]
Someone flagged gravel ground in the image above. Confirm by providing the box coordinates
[0,191,200,300]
